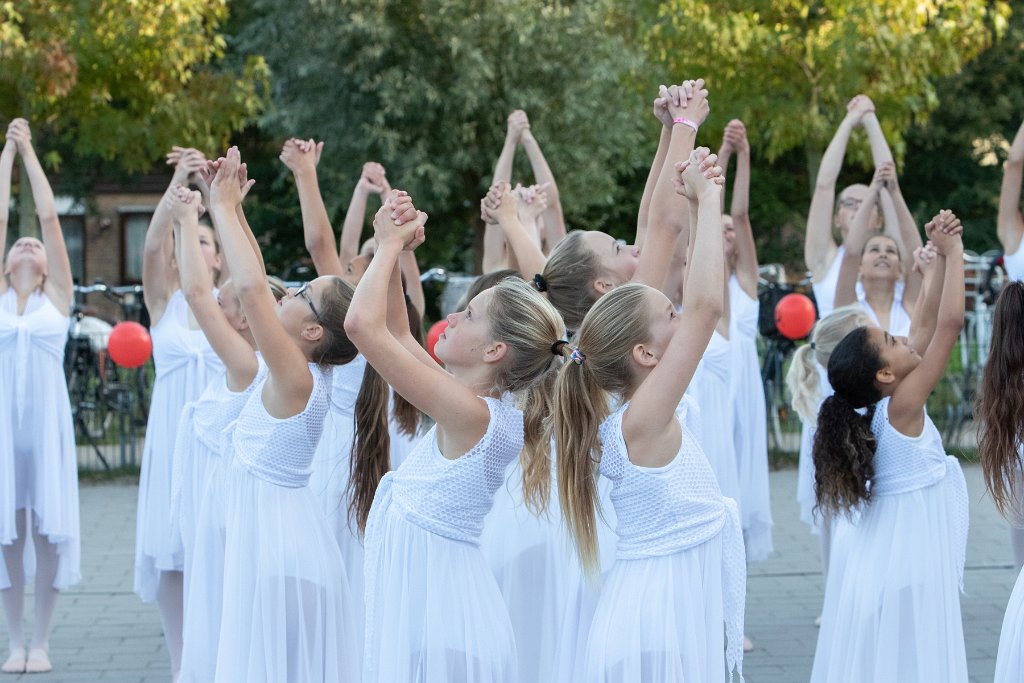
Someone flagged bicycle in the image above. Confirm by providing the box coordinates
[66,282,150,469]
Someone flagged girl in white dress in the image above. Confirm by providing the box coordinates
[478,81,709,679]
[977,281,1024,682]
[785,305,870,583]
[718,119,773,563]
[158,184,283,682]
[345,190,565,682]
[281,138,419,646]
[204,147,359,681]
[834,163,922,337]
[133,147,224,679]
[0,119,79,675]
[810,210,969,683]
[553,148,746,682]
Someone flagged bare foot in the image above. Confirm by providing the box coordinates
[1,648,25,674]
[743,635,754,652]
[24,648,51,674]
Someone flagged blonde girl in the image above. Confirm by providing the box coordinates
[553,148,746,682]
[345,189,565,682]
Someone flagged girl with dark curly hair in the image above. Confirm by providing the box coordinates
[809,210,969,683]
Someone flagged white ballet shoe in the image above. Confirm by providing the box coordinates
[1,648,25,674]
[24,648,51,674]
[814,613,822,627]
[742,635,754,652]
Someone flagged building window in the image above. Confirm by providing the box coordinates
[121,212,152,283]
[60,214,86,284]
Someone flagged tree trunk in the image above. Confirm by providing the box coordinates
[805,143,822,198]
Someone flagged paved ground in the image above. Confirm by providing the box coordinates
[0,464,1016,682]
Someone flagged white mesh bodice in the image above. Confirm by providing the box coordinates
[597,402,747,676]
[190,359,268,455]
[869,397,969,586]
[387,396,524,544]
[230,363,332,488]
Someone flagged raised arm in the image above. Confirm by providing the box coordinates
[906,237,943,354]
[834,165,885,309]
[724,119,758,298]
[519,115,566,247]
[626,148,725,439]
[144,148,205,324]
[998,120,1024,254]
[493,111,527,186]
[637,94,675,247]
[280,138,343,277]
[339,161,389,272]
[199,157,263,275]
[805,95,871,279]
[170,186,259,390]
[211,147,312,417]
[889,213,964,432]
[345,193,490,446]
[8,119,73,313]
[634,79,709,291]
[0,134,17,297]
[482,183,547,279]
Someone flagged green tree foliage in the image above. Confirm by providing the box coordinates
[645,0,1009,170]
[0,1,268,174]
[901,8,1024,255]
[233,0,648,272]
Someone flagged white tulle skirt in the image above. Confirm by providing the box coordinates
[365,494,516,682]
[995,566,1024,682]
[797,421,819,530]
[179,455,230,683]
[810,470,968,683]
[480,457,618,682]
[213,460,359,683]
[584,536,725,682]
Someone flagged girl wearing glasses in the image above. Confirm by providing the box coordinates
[134,146,224,679]
[345,189,565,682]
[196,147,363,681]
[0,120,79,675]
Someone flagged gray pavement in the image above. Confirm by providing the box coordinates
[0,464,1016,682]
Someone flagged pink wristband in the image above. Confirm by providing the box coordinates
[672,117,699,133]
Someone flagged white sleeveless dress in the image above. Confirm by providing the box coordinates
[857,280,911,336]
[134,289,223,601]
[996,562,1024,682]
[363,396,522,682]
[1003,236,1024,282]
[586,401,746,682]
[812,245,871,319]
[212,363,358,683]
[810,397,969,682]
[797,364,833,531]
[728,275,773,562]
[0,289,80,590]
[688,330,741,504]
[176,359,267,683]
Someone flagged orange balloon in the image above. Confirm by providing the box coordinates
[426,320,447,364]
[774,293,817,340]
[107,321,153,368]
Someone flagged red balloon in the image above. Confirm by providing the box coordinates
[426,320,448,364]
[774,293,817,341]
[107,321,153,368]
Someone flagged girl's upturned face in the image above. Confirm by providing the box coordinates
[436,287,496,368]
[4,237,47,277]
[868,326,920,384]
[217,280,246,331]
[859,235,900,283]
[278,276,331,341]
[643,287,680,362]
[581,231,640,291]
[198,224,222,276]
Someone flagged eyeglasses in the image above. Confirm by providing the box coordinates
[838,198,863,209]
[295,281,323,324]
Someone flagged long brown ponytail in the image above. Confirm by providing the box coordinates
[391,295,424,438]
[978,281,1024,519]
[348,362,391,534]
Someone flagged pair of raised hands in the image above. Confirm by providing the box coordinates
[165,147,253,220]
[4,119,34,154]
[166,146,255,207]
[653,78,710,130]
[479,182,551,226]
